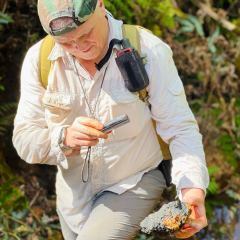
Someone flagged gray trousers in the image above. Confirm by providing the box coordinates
[58,169,166,240]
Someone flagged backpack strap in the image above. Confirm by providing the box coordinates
[38,35,55,89]
[122,24,172,161]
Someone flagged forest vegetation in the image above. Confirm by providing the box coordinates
[0,0,240,239]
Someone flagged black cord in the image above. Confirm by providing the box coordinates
[95,39,122,71]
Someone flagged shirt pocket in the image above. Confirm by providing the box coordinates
[167,77,189,110]
[108,87,151,141]
[42,91,75,125]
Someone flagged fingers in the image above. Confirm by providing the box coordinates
[175,228,198,239]
[71,131,99,141]
[75,117,108,139]
[77,116,104,130]
[175,189,208,239]
[74,124,108,139]
[64,117,110,148]
[175,213,208,239]
[74,138,99,147]
[186,217,208,230]
[64,130,100,148]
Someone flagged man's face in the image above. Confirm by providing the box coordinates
[53,1,108,61]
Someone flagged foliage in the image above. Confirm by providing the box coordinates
[0,178,28,214]
[207,166,220,195]
[175,15,205,37]
[0,76,4,91]
[0,178,28,239]
[0,177,62,240]
[0,102,17,136]
[103,0,183,36]
[165,1,240,204]
[0,11,13,29]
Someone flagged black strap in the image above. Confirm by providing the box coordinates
[95,38,122,71]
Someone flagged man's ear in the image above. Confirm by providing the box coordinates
[97,0,106,16]
[98,0,104,9]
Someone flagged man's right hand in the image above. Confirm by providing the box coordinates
[63,116,109,148]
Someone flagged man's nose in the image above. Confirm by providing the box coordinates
[74,38,86,51]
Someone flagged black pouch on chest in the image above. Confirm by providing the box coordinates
[115,39,149,92]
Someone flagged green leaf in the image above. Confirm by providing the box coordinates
[217,135,232,144]
[48,224,62,230]
[216,120,224,127]
[188,15,205,36]
[220,144,233,151]
[235,99,240,107]
[2,233,9,240]
[190,102,201,113]
[226,156,238,169]
[207,26,220,54]
[225,189,239,201]
[175,16,194,36]
[207,178,219,195]
[213,108,221,119]
[0,85,5,91]
[235,115,240,127]
[0,12,13,24]
[208,166,220,176]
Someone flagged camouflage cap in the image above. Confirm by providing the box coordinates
[38,0,98,36]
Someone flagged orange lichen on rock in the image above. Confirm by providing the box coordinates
[162,214,184,229]
[162,202,193,231]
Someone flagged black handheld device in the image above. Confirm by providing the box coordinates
[115,39,150,92]
[101,114,130,133]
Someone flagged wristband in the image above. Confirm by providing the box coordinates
[58,127,73,151]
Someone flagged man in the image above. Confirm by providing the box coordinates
[13,0,209,239]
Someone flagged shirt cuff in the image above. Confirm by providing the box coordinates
[50,126,69,169]
[176,172,208,199]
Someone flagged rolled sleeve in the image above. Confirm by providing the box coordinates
[146,42,209,195]
[12,41,68,169]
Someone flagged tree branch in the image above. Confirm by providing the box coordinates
[190,0,236,31]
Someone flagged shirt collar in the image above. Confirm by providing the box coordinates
[48,10,123,62]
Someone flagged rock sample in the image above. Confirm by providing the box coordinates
[140,201,192,238]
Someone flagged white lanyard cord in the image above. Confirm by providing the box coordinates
[73,57,108,183]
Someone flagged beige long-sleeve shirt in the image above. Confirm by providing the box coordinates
[13,12,209,234]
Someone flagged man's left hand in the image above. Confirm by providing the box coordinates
[175,188,208,239]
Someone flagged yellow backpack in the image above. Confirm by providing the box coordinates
[38,25,172,163]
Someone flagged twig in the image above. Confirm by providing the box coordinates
[30,209,41,224]
[226,0,239,16]
[217,183,232,194]
[203,112,226,146]
[44,196,50,207]
[190,0,236,31]
[4,213,28,226]
[1,0,7,14]
[180,38,199,46]
[29,190,41,207]
[170,0,179,8]
[2,231,21,240]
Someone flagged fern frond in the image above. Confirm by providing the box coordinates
[0,103,17,135]
[0,103,17,116]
